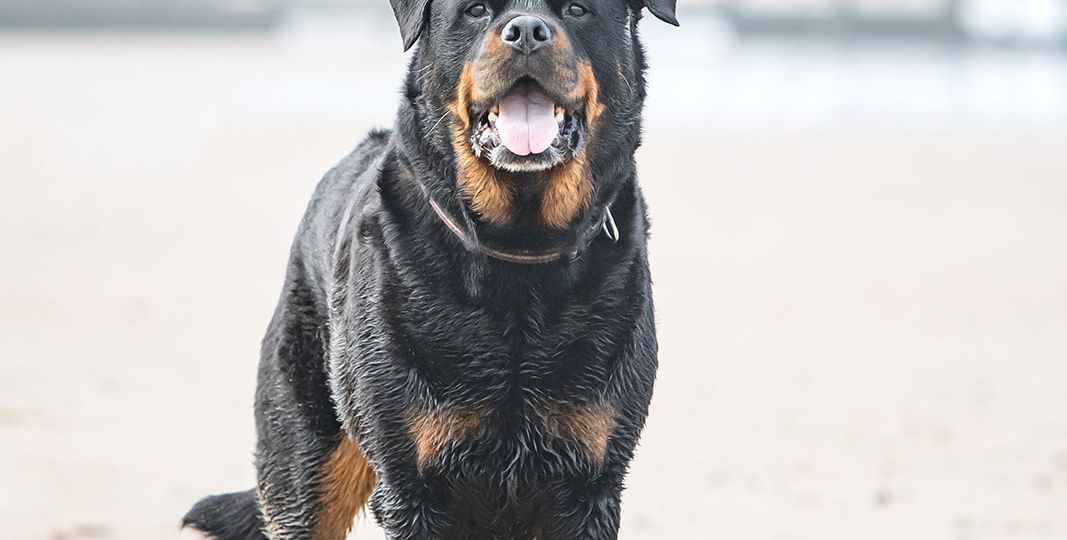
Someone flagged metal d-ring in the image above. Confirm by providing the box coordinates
[602,207,620,243]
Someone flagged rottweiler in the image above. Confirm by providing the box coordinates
[182,0,676,537]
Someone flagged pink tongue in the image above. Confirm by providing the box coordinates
[495,84,559,156]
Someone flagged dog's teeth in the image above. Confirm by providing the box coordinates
[554,107,564,123]
[490,104,499,115]
[488,111,498,124]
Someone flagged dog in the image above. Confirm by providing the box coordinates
[182,0,676,537]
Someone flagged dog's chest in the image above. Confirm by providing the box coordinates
[392,298,629,475]
[331,253,648,476]
[378,279,631,400]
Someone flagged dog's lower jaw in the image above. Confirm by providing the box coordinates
[485,145,567,172]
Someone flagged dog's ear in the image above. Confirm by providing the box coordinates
[389,0,432,51]
[637,0,679,26]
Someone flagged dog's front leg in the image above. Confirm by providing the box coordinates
[535,472,624,540]
[350,404,467,539]
[366,472,456,540]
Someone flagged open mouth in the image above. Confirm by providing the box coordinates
[468,78,585,172]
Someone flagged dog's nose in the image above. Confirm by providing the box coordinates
[501,16,552,54]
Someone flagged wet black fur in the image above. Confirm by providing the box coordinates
[183,490,266,540]
[184,0,675,538]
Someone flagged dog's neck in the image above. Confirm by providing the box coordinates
[381,112,640,292]
[387,132,614,260]
[391,82,639,241]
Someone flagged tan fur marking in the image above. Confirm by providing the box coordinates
[545,29,580,93]
[408,408,487,470]
[474,30,513,92]
[312,437,376,540]
[539,60,602,228]
[572,60,606,128]
[448,62,514,224]
[540,156,594,229]
[543,404,617,464]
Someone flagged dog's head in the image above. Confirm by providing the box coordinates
[391,0,677,229]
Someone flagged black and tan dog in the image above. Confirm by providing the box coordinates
[183,0,676,537]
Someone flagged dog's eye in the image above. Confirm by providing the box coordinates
[564,3,588,17]
[465,3,489,17]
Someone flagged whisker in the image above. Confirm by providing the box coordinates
[428,111,451,136]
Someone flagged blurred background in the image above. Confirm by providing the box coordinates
[1,0,1066,539]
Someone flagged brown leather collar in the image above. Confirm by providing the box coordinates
[414,180,618,265]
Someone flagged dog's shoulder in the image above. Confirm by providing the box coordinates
[310,128,392,223]
[289,129,393,292]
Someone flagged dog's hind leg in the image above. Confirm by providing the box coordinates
[252,261,376,540]
[185,436,373,540]
[185,261,375,539]
[256,432,375,540]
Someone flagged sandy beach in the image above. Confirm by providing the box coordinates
[1,12,1066,539]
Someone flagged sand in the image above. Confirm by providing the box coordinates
[1,14,1066,540]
